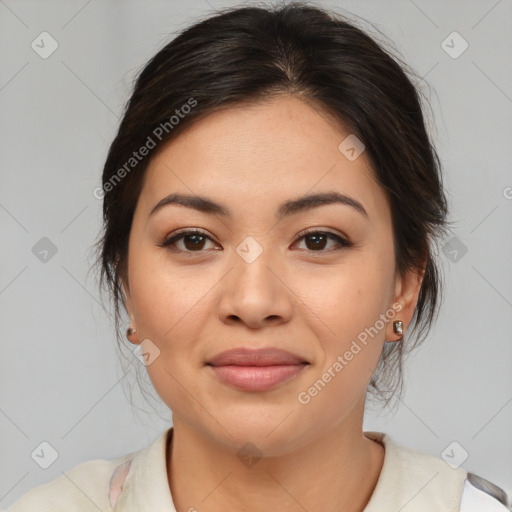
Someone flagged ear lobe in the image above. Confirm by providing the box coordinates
[121,279,141,345]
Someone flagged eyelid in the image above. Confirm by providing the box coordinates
[295,226,349,241]
[165,227,211,239]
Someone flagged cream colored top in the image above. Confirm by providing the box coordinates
[5,428,509,511]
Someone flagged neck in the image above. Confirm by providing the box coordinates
[167,402,385,512]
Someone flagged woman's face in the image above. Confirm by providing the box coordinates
[123,95,422,455]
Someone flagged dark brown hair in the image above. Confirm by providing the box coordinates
[95,1,449,407]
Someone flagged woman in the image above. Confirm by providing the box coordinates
[6,2,510,511]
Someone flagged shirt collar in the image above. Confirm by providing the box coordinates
[363,431,466,511]
[113,427,176,512]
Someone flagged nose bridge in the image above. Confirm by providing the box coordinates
[217,234,293,326]
[232,234,279,297]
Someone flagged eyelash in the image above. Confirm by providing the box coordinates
[158,228,352,255]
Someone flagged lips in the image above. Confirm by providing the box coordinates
[206,347,309,367]
[206,348,310,391]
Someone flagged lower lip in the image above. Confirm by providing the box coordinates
[208,364,308,391]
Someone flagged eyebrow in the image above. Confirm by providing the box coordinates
[149,191,369,221]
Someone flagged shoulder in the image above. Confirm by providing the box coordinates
[4,428,173,512]
[363,431,511,512]
[460,473,510,512]
[5,453,135,512]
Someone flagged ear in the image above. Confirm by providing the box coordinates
[386,265,425,342]
[121,277,140,345]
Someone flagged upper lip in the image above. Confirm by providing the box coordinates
[206,348,310,367]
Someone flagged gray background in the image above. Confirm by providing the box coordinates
[1,0,511,508]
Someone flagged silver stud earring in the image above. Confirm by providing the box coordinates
[126,326,137,338]
[392,320,403,336]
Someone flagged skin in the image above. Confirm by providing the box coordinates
[122,95,424,512]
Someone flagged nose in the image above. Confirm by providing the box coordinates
[216,243,294,329]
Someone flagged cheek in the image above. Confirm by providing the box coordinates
[128,240,212,340]
[126,241,224,403]
[293,259,393,424]
[301,249,395,345]
[127,246,213,411]
[294,248,395,410]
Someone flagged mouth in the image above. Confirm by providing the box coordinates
[206,347,310,391]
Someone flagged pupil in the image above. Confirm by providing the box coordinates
[307,234,326,250]
[185,235,205,250]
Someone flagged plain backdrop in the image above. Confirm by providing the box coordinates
[1,0,511,508]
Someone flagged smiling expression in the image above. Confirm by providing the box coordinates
[121,95,421,454]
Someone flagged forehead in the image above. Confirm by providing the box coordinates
[138,96,389,222]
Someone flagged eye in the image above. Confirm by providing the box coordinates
[158,229,218,253]
[293,229,352,253]
[158,228,352,254]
